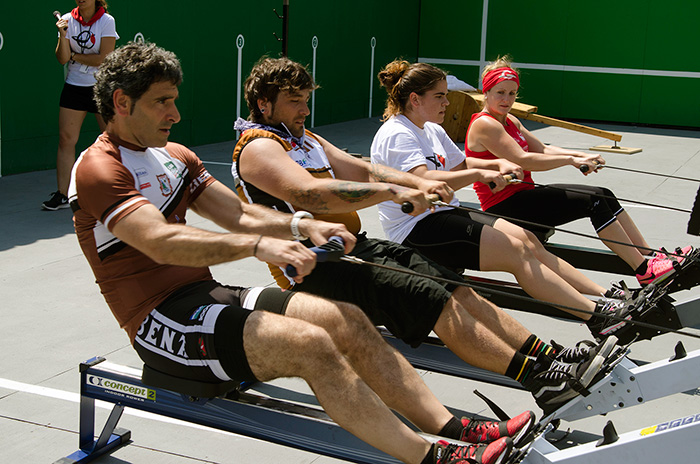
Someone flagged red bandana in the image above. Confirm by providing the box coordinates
[71,6,105,27]
[482,67,520,93]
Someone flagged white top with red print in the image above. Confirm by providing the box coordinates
[61,11,118,86]
[370,114,464,244]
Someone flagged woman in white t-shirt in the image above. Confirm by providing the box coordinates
[370,60,629,339]
[44,0,118,210]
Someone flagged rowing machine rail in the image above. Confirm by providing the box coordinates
[54,357,402,463]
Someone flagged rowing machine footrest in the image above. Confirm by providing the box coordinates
[141,364,240,398]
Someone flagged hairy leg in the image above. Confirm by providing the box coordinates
[492,218,607,296]
[285,292,452,434]
[243,308,431,464]
[479,226,597,320]
[433,288,526,374]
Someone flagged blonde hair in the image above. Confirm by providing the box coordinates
[378,59,447,121]
[481,55,519,82]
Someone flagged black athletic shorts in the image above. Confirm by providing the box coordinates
[59,82,99,113]
[292,234,463,347]
[133,280,294,383]
[486,184,623,238]
[403,209,496,272]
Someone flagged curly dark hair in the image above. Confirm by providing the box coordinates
[244,56,317,122]
[93,42,182,122]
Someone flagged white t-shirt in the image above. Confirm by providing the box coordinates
[370,114,465,243]
[61,11,119,87]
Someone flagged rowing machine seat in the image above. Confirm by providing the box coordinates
[141,364,241,398]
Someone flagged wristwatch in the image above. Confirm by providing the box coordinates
[71,51,76,61]
[290,211,313,241]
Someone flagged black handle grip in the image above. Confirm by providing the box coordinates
[580,161,601,173]
[401,194,442,214]
[286,236,345,277]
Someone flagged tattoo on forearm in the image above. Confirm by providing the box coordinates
[330,182,378,203]
[369,165,402,184]
[289,188,331,213]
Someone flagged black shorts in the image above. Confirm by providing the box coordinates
[59,82,99,113]
[293,235,463,347]
[133,280,293,383]
[403,209,493,272]
[486,184,623,237]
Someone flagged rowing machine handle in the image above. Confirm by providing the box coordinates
[286,236,345,277]
[488,173,517,189]
[580,160,601,173]
[401,193,442,214]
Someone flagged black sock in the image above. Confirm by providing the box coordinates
[635,260,648,275]
[437,416,463,440]
[505,351,534,383]
[421,443,436,464]
[518,334,555,357]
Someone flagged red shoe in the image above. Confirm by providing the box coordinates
[433,437,513,464]
[460,411,534,446]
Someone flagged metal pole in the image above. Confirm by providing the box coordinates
[282,0,289,57]
[311,36,318,128]
[368,37,376,118]
[236,34,245,137]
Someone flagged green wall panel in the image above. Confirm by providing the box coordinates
[419,0,481,60]
[3,1,698,176]
[419,0,700,130]
[0,0,420,176]
[642,0,700,71]
[562,0,649,69]
[486,0,568,64]
[512,69,565,117]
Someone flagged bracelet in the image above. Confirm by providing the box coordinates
[252,234,263,257]
[290,211,313,241]
[71,51,76,60]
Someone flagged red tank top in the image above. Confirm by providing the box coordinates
[465,112,535,210]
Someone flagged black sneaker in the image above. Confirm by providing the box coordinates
[433,437,513,464]
[42,191,69,211]
[527,336,617,414]
[550,336,618,364]
[587,299,633,339]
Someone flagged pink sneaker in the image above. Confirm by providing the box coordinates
[637,255,676,285]
[654,246,693,264]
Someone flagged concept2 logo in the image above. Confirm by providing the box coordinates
[88,375,156,401]
[640,413,700,436]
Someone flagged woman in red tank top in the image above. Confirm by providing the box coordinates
[465,56,689,287]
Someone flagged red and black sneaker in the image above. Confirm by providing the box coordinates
[433,437,513,464]
[460,411,535,446]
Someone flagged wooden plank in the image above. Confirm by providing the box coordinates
[590,144,643,154]
[442,91,480,142]
[520,112,623,142]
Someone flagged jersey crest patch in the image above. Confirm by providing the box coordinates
[157,174,173,196]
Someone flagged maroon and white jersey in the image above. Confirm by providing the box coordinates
[68,132,216,341]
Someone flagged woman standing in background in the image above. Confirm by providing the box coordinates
[44,0,118,210]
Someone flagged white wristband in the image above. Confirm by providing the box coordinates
[290,211,313,241]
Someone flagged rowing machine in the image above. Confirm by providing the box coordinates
[519,413,700,463]
[55,353,700,464]
[381,330,700,422]
[54,357,404,464]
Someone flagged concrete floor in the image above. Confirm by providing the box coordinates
[2,117,700,463]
